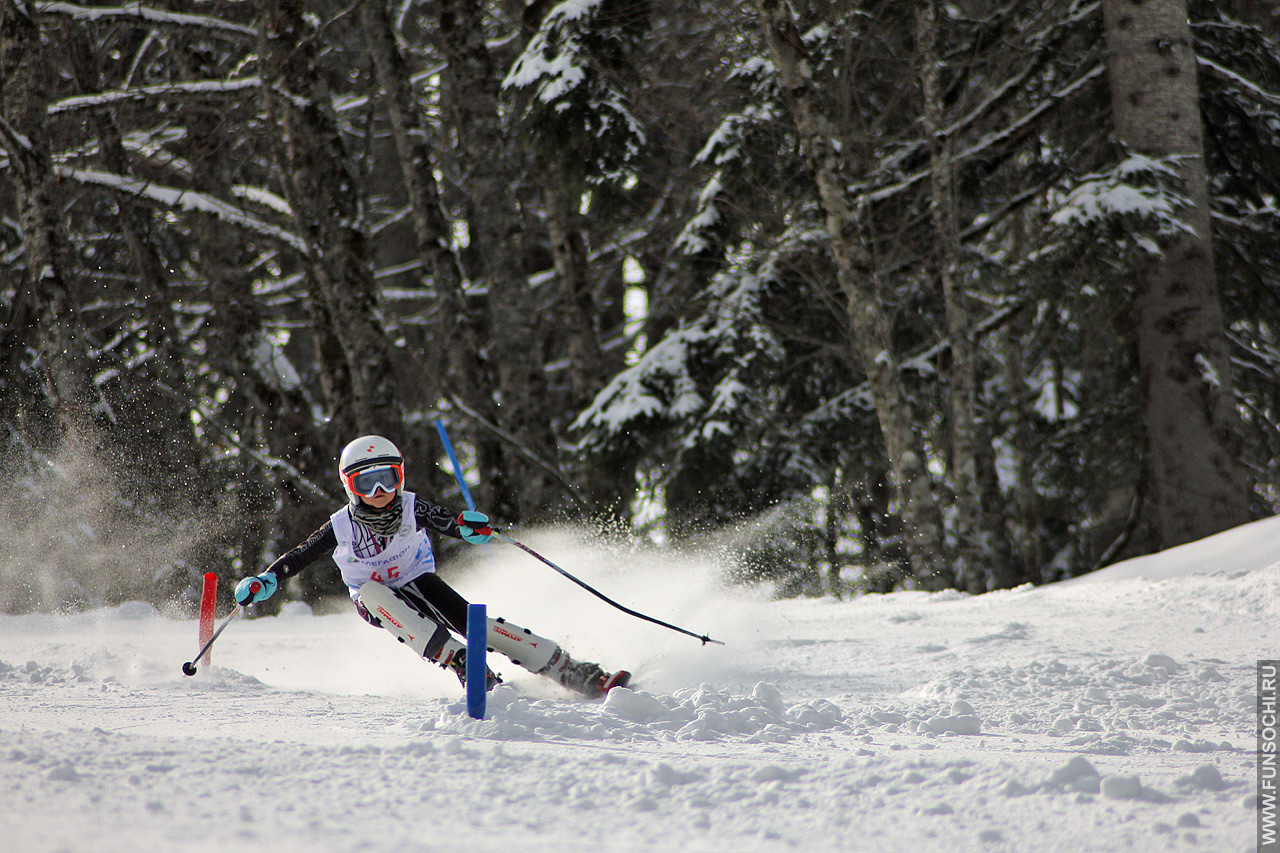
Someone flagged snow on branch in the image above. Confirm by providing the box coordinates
[575,256,790,451]
[675,173,725,256]
[503,0,605,99]
[573,324,710,436]
[880,8,1092,173]
[1197,56,1280,109]
[1027,0,1100,47]
[35,2,257,41]
[502,0,645,181]
[56,166,306,252]
[50,78,262,116]
[1048,154,1196,254]
[0,114,34,158]
[862,63,1107,204]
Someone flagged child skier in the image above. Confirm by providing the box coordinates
[233,435,629,697]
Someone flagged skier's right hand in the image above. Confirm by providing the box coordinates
[234,572,278,606]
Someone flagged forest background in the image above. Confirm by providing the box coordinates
[2,0,1280,614]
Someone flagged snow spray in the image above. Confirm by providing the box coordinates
[182,606,241,676]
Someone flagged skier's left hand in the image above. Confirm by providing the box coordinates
[457,510,493,544]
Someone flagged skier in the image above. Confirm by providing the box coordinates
[233,435,629,698]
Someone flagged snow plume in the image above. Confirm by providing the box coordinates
[441,525,769,694]
[0,433,209,615]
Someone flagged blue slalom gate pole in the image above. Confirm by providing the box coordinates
[466,603,487,720]
[435,420,477,511]
[439,420,491,717]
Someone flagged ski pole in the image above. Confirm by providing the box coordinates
[493,533,724,646]
[182,605,242,676]
[435,419,478,510]
[435,419,492,557]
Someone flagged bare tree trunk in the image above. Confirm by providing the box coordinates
[0,0,99,440]
[918,0,986,593]
[437,0,562,521]
[542,157,606,410]
[177,42,333,575]
[256,0,407,442]
[540,157,635,521]
[360,0,494,503]
[756,0,953,589]
[360,0,469,335]
[63,31,203,499]
[1102,0,1252,547]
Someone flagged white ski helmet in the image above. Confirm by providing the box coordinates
[338,435,405,503]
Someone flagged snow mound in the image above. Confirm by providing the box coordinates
[888,653,1249,756]
[1075,513,1280,583]
[425,681,846,744]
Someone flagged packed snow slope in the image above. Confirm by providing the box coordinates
[2,517,1278,853]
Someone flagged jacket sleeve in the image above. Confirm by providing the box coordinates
[264,521,338,579]
[414,497,465,540]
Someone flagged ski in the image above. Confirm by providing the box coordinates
[598,669,631,695]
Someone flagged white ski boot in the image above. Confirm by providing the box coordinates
[541,648,631,698]
[483,617,630,697]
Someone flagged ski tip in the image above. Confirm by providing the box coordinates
[601,670,631,694]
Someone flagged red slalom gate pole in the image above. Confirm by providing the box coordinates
[197,573,218,672]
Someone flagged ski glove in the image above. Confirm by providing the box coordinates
[234,572,278,606]
[457,511,493,544]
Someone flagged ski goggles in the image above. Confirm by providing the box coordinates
[344,463,403,498]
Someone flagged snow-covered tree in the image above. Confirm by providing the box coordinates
[3,0,1280,611]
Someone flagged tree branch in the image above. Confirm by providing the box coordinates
[35,2,256,42]
[441,390,592,513]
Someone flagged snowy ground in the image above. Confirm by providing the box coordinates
[2,519,1277,852]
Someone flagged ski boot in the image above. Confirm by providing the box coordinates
[541,648,631,698]
[442,647,503,692]
[357,582,502,692]
[474,610,630,698]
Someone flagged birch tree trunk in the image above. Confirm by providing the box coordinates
[1102,0,1252,547]
[755,0,953,589]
